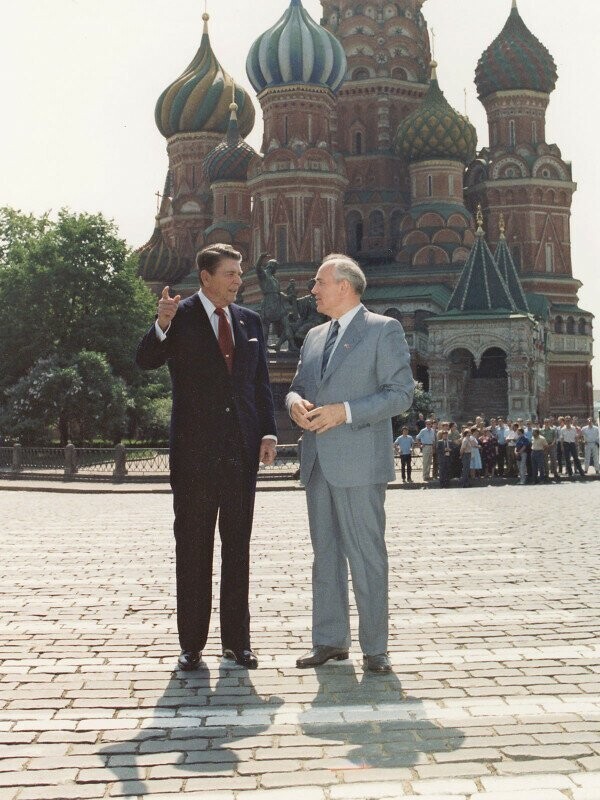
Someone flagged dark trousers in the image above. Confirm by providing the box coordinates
[438,454,451,487]
[400,454,412,481]
[563,441,584,477]
[460,452,471,487]
[526,445,532,480]
[557,441,563,472]
[172,457,256,654]
[532,450,546,482]
[497,444,507,476]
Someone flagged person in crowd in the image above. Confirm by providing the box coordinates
[469,426,482,478]
[448,421,462,479]
[416,413,426,432]
[479,426,498,479]
[287,254,413,674]
[581,417,600,475]
[494,417,509,476]
[416,418,436,481]
[541,418,559,480]
[531,428,549,484]
[506,422,519,477]
[135,244,277,672]
[515,427,529,485]
[436,429,452,488]
[394,426,414,483]
[555,415,565,474]
[560,416,585,478]
[459,429,473,487]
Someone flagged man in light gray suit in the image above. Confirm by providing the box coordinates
[286,254,414,673]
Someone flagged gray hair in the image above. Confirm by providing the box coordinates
[322,253,367,296]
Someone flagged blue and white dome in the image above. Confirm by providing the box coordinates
[246,0,347,95]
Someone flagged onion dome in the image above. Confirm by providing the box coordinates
[395,63,477,165]
[137,223,191,285]
[475,0,558,100]
[246,0,347,94]
[155,13,255,139]
[204,103,257,184]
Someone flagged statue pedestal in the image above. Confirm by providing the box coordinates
[267,352,301,444]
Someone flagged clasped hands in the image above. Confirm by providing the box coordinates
[291,399,347,434]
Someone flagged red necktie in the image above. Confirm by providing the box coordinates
[214,307,234,374]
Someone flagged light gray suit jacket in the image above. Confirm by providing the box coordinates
[286,305,414,488]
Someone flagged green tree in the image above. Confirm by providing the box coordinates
[3,351,129,445]
[0,208,156,395]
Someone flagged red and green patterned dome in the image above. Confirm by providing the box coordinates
[394,64,477,165]
[475,1,558,100]
[204,104,257,184]
[155,14,254,139]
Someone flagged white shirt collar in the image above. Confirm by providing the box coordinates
[333,303,363,334]
[198,289,232,323]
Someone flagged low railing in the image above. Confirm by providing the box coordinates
[0,443,302,482]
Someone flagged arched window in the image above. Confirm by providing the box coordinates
[427,175,433,197]
[368,210,385,239]
[352,67,370,80]
[566,316,575,335]
[578,318,587,336]
[554,316,564,334]
[448,174,455,195]
[392,67,408,80]
[509,120,516,147]
[532,121,538,145]
[223,195,228,215]
[346,210,364,255]
[355,131,363,154]
[283,116,289,144]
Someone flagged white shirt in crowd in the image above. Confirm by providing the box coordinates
[560,426,578,444]
[582,425,600,444]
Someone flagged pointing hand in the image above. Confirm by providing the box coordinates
[157,286,181,332]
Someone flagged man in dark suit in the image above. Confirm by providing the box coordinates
[136,244,277,671]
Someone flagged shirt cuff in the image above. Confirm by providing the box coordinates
[155,320,170,341]
[344,401,352,424]
[262,435,278,443]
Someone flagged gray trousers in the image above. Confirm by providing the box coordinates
[305,457,388,655]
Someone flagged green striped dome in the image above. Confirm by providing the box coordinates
[395,64,477,165]
[155,14,254,139]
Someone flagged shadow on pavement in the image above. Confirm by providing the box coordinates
[97,662,283,796]
[299,663,465,769]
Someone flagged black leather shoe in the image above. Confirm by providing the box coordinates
[363,653,392,673]
[296,646,349,668]
[223,648,258,669]
[177,651,201,671]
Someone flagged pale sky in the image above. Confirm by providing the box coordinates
[2,0,598,382]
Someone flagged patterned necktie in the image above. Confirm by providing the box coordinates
[321,320,340,377]
[214,307,234,374]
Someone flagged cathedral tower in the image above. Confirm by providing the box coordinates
[466,0,593,416]
[139,11,254,293]
[321,0,431,258]
[245,0,348,289]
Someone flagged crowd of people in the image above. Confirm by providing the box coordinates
[394,413,600,488]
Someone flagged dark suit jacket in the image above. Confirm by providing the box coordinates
[136,294,276,486]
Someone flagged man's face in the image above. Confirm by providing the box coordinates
[312,263,345,318]
[587,418,593,426]
[201,258,243,308]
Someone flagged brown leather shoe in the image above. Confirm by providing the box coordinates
[363,653,392,673]
[296,646,349,668]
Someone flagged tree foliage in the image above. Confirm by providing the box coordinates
[0,208,162,443]
[0,208,156,394]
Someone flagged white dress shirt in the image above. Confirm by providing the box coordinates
[582,425,599,444]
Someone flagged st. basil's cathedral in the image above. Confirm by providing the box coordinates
[138,0,594,439]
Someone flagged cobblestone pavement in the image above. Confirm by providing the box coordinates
[1,483,599,800]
